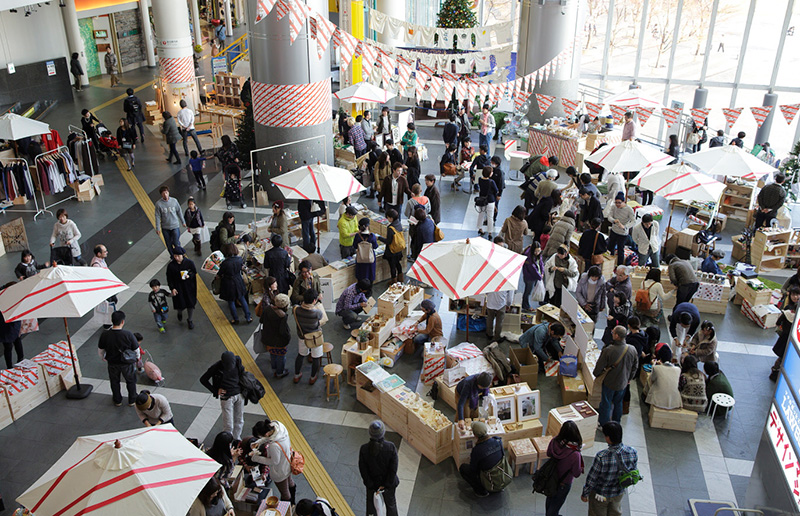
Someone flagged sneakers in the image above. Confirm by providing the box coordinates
[275,370,289,379]
[114,402,122,407]
[343,322,351,330]
[158,327,165,333]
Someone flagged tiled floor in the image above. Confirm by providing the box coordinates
[0,50,793,515]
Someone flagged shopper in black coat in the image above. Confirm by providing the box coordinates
[70,52,83,91]
[264,234,292,294]
[359,420,399,516]
[218,244,252,324]
[166,247,198,329]
[0,283,23,369]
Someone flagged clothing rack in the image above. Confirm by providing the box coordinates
[33,145,78,220]
[0,157,41,215]
[67,125,96,176]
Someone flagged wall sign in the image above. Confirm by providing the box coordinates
[46,61,56,76]
[211,57,228,76]
[93,30,108,39]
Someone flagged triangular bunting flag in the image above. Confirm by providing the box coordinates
[721,107,743,129]
[636,107,654,127]
[515,89,532,111]
[381,53,396,88]
[490,84,502,106]
[525,74,533,92]
[429,76,443,101]
[313,14,336,60]
[457,81,468,102]
[690,108,710,128]
[661,107,680,126]
[338,30,359,70]
[418,62,435,77]
[442,79,456,100]
[478,83,489,104]
[561,98,579,117]
[609,104,627,123]
[535,94,555,116]
[779,104,800,125]
[283,0,307,44]
[254,0,276,24]
[535,68,541,87]
[585,102,603,119]
[397,62,412,93]
[361,43,378,78]
[414,69,429,100]
[750,105,774,128]
[440,69,458,81]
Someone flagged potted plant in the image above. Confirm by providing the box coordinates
[358,329,370,351]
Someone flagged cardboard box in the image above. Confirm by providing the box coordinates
[741,299,782,329]
[510,347,538,389]
[559,370,587,405]
[91,174,104,187]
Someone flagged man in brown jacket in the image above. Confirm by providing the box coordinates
[412,299,443,349]
[381,162,413,221]
[667,254,699,305]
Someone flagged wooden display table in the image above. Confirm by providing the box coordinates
[452,418,506,468]
[509,438,538,476]
[546,402,598,448]
[316,252,404,300]
[535,303,594,338]
[531,435,553,471]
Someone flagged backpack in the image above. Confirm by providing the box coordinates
[388,227,406,254]
[238,371,265,405]
[615,449,643,488]
[356,235,375,264]
[634,283,654,312]
[480,452,513,493]
[209,225,222,252]
[531,456,569,497]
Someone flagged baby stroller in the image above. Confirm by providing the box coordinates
[224,173,247,209]
[95,123,119,160]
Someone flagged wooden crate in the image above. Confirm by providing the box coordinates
[648,405,698,432]
[435,377,458,410]
[559,370,588,405]
[355,369,382,417]
[407,412,452,464]
[0,388,13,430]
[500,419,543,448]
[5,378,49,420]
[378,289,408,318]
[452,420,507,468]
[546,402,598,448]
[380,386,411,438]
[735,278,776,307]
[405,286,424,311]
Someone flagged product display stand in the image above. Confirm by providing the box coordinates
[33,146,76,219]
[0,157,41,215]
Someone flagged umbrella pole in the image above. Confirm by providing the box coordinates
[316,214,321,254]
[465,296,470,342]
[64,317,93,400]
[666,200,675,238]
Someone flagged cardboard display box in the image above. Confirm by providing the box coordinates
[559,370,588,405]
[510,347,539,389]
[648,405,698,432]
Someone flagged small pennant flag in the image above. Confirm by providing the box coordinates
[525,73,533,92]
[721,107,743,129]
[443,79,456,100]
[414,68,429,100]
[779,104,800,125]
[429,76,443,101]
[609,104,627,123]
[561,98,580,117]
[254,0,276,24]
[535,93,555,116]
[585,102,603,119]
[690,108,710,128]
[750,105,774,128]
[661,107,680,126]
[440,69,458,81]
[337,29,358,70]
[361,43,378,78]
[457,81,468,102]
[312,14,335,60]
[636,107,654,127]
[478,83,489,104]
[543,63,550,82]
[515,89,532,111]
[397,61,412,92]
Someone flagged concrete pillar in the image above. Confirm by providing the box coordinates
[140,0,156,67]
[692,87,707,109]
[517,0,582,124]
[249,0,332,201]
[224,0,233,38]
[61,0,89,87]
[755,92,778,146]
[375,0,404,48]
[189,0,203,48]
[152,0,198,114]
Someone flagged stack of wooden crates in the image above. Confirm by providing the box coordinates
[215,73,244,108]
[144,101,162,125]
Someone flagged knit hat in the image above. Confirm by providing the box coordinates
[172,246,186,256]
[272,200,284,210]
[135,391,152,411]
[615,192,626,202]
[369,420,385,440]
[471,421,489,439]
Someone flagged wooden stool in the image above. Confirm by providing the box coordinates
[531,435,553,472]
[508,438,538,477]
[323,342,334,365]
[324,364,343,401]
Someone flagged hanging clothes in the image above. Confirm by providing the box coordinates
[0,161,34,201]
[41,130,64,152]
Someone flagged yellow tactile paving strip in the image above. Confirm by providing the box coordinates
[112,157,354,515]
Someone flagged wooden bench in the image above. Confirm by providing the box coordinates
[648,405,698,432]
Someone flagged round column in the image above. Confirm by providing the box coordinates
[225,1,233,38]
[61,0,89,87]
[139,0,156,67]
[517,0,582,123]
[755,92,778,146]
[375,0,405,48]
[151,0,198,114]
[189,0,203,49]
[249,0,332,201]
[692,87,708,109]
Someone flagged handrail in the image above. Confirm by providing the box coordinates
[218,33,247,57]
[231,49,249,65]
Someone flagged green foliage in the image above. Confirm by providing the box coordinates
[779,139,800,203]
[234,103,255,168]
[436,0,477,29]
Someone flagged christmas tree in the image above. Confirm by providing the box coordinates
[436,0,477,30]
[234,83,255,168]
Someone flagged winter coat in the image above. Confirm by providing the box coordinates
[358,438,400,490]
[522,246,545,283]
[545,253,578,296]
[161,117,181,144]
[575,273,607,313]
[500,216,528,253]
[166,257,198,310]
[217,255,246,302]
[645,363,682,409]
[547,438,584,486]
[260,304,291,352]
[251,421,293,482]
[265,247,292,293]
[632,220,660,255]
[483,342,512,382]
[543,216,576,259]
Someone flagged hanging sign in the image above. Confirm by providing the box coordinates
[46,61,56,76]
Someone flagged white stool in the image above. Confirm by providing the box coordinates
[508,150,531,181]
[709,393,735,419]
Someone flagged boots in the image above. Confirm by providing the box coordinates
[193,237,202,256]
[289,483,296,506]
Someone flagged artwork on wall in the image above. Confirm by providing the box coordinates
[0,217,29,253]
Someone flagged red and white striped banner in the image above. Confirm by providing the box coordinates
[561,98,580,117]
[721,107,743,129]
[442,79,455,100]
[636,107,654,126]
[252,78,331,128]
[690,107,710,128]
[274,0,306,43]
[440,69,458,81]
[456,81,468,102]
[609,104,627,123]
[414,68,429,100]
[466,81,477,103]
[515,89,532,110]
[254,0,277,23]
[159,56,194,84]
[478,83,489,104]
[429,76,443,101]
[779,104,800,125]
[380,52,395,87]
[751,105,773,128]
[661,107,680,126]
[585,102,603,119]
[489,83,502,106]
[311,14,335,60]
[336,29,358,69]
[0,365,39,395]
[535,93,555,116]
[397,61,412,92]
[418,62,435,77]
[361,43,378,78]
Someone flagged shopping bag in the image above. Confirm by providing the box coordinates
[253,324,266,353]
[532,281,546,302]
[200,226,211,243]
[373,490,387,516]
[256,185,270,206]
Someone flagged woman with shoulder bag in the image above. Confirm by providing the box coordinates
[250,417,298,505]
[116,118,137,170]
[521,241,545,312]
[545,420,584,516]
[218,244,252,324]
[354,218,378,283]
[259,293,291,378]
[293,289,324,385]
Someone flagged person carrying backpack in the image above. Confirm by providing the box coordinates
[458,421,509,497]
[581,422,639,515]
[123,88,146,142]
[199,351,245,441]
[543,420,584,516]
[378,209,405,283]
[354,217,378,283]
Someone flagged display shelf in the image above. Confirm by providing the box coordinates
[719,180,754,224]
[751,227,792,271]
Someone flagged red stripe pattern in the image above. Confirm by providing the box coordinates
[159,56,194,85]
[252,78,331,128]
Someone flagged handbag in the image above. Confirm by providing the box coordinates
[276,442,305,475]
[595,344,631,386]
[121,141,133,150]
[256,185,270,206]
[253,324,267,353]
[434,225,444,242]
[532,280,546,302]
[591,232,604,265]
[441,162,457,176]
[294,307,324,348]
[200,226,211,243]
[212,274,222,296]
[474,195,488,207]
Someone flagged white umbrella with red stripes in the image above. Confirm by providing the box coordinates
[602,89,664,109]
[333,81,396,104]
[271,162,366,251]
[584,139,673,174]
[0,265,128,398]
[682,144,777,180]
[409,238,525,340]
[17,424,220,516]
